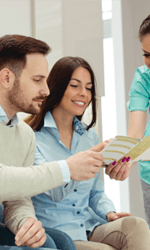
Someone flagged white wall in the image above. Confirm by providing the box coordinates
[0,0,31,36]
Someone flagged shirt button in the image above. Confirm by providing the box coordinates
[72,204,76,206]
[74,189,77,192]
[77,211,80,214]
[80,224,84,227]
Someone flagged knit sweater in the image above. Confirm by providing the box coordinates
[0,119,63,234]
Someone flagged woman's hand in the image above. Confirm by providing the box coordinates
[106,211,132,222]
[105,158,134,181]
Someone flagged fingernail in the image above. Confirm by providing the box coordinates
[112,161,116,165]
[126,157,130,162]
[16,241,22,246]
[122,157,126,162]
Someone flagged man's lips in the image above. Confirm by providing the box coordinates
[33,97,45,105]
[36,99,44,103]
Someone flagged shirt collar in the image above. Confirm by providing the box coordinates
[44,111,86,135]
[0,105,18,126]
[143,64,150,74]
[44,111,57,129]
[73,116,86,135]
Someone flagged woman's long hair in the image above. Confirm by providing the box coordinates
[26,56,97,131]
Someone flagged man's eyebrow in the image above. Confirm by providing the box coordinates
[71,78,92,84]
[33,75,47,78]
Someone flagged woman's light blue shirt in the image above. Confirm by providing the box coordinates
[33,112,116,241]
[127,65,150,184]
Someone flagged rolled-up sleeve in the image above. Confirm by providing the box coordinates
[127,67,150,112]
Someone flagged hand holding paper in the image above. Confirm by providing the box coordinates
[101,135,150,165]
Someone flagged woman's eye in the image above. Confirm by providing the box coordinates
[86,88,92,91]
[143,54,150,58]
[70,85,78,87]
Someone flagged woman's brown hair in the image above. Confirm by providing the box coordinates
[139,15,150,42]
[26,56,97,131]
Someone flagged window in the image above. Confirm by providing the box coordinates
[101,0,120,211]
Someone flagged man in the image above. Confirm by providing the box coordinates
[0,34,104,248]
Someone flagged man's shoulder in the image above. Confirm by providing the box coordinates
[17,118,35,138]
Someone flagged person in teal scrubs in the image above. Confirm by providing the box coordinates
[105,15,150,226]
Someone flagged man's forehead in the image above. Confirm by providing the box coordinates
[24,53,49,76]
[25,53,48,64]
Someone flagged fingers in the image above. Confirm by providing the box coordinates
[15,218,46,248]
[26,233,46,248]
[90,151,104,162]
[115,212,132,218]
[87,151,104,171]
[67,150,104,181]
[107,211,132,222]
[105,157,131,180]
[105,162,116,175]
[92,166,100,174]
[90,139,112,152]
[106,211,118,222]
[109,162,128,180]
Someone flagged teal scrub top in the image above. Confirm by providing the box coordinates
[128,64,150,184]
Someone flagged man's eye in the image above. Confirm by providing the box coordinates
[34,79,40,82]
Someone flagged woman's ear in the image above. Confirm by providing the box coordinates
[0,68,15,89]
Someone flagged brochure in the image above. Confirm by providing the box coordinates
[101,135,150,165]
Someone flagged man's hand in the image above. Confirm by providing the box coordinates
[90,139,112,152]
[15,217,46,248]
[66,150,104,181]
[105,158,134,181]
[106,211,132,222]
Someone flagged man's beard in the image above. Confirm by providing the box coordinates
[8,77,44,115]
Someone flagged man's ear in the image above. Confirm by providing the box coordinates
[0,68,15,89]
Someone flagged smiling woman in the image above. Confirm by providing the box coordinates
[56,66,92,121]
[26,56,97,132]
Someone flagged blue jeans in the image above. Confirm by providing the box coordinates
[0,224,76,250]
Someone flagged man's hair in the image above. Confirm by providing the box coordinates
[0,34,51,76]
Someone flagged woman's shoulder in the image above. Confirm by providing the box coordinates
[134,65,150,81]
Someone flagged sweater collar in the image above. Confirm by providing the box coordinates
[0,105,18,126]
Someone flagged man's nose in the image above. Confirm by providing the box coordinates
[39,83,50,96]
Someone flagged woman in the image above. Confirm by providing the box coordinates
[105,15,150,227]
[27,56,150,250]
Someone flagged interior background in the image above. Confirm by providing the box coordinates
[1,0,150,220]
